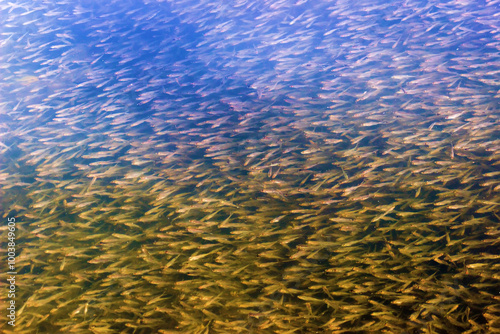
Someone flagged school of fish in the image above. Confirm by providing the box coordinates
[0,0,499,333]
